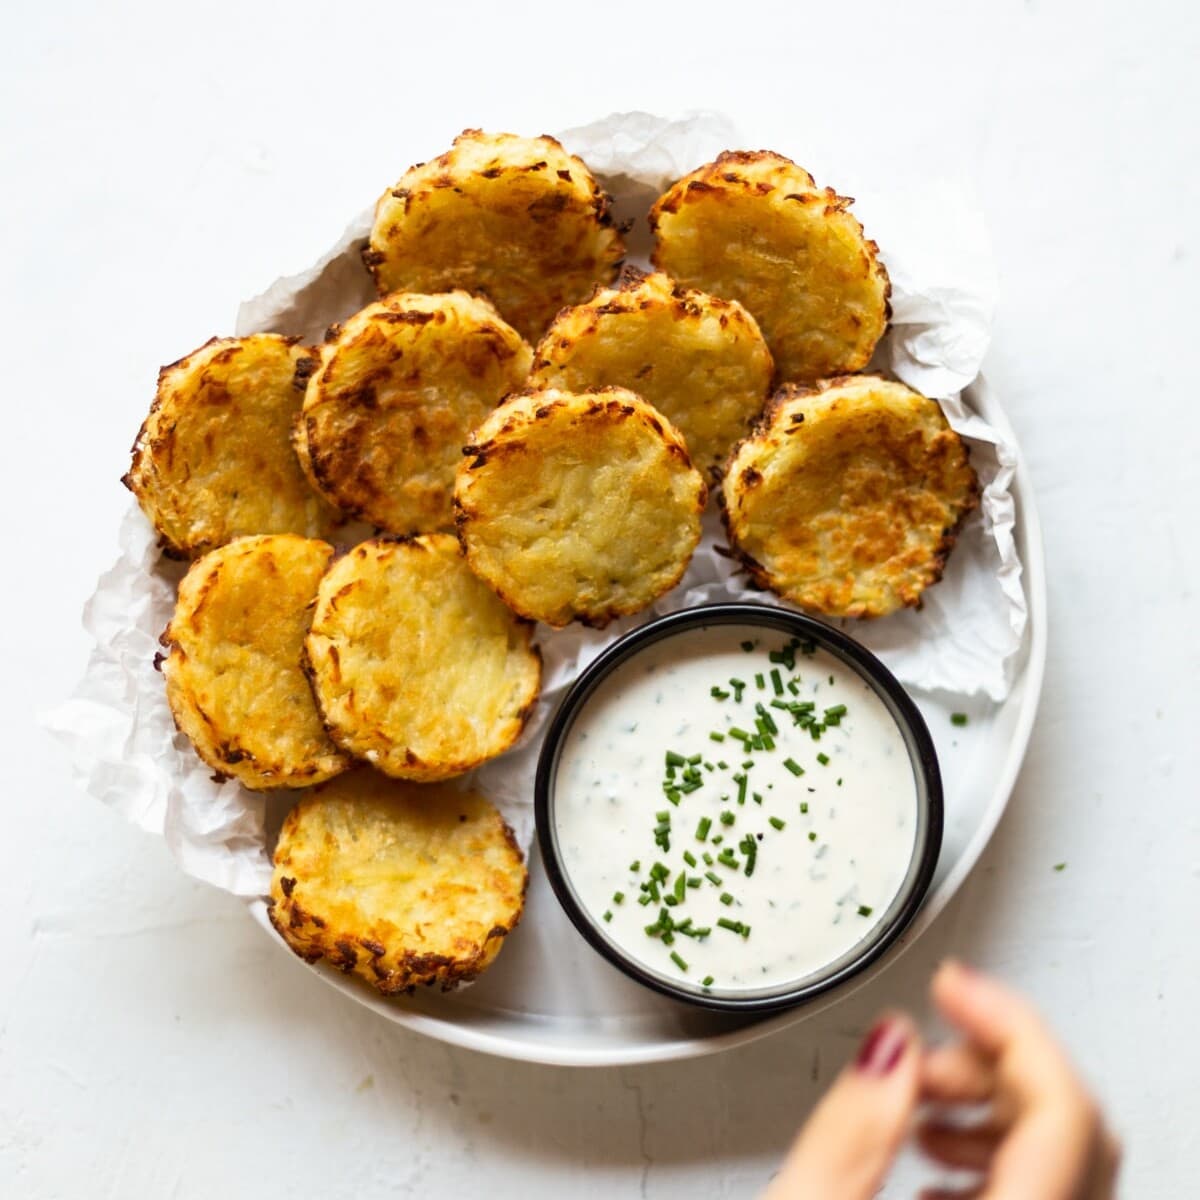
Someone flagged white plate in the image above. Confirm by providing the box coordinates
[247,375,1046,1067]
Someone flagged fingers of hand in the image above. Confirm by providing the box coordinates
[764,1012,921,1200]
[932,961,1084,1112]
[916,1117,1005,1172]
[921,1042,997,1105]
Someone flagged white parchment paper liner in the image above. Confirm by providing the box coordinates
[45,111,1025,897]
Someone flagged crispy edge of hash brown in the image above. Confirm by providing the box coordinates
[454,386,707,628]
[720,375,980,617]
[303,533,542,780]
[268,771,528,995]
[162,533,351,789]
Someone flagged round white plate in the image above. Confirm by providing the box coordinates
[248,377,1045,1066]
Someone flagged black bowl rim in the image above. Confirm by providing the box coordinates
[533,602,944,1015]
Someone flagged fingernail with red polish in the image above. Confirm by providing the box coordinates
[855,1018,908,1076]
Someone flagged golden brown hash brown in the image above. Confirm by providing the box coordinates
[295,291,531,535]
[125,334,341,558]
[163,535,349,789]
[269,771,527,995]
[454,387,707,628]
[649,151,890,385]
[527,268,774,480]
[721,375,979,618]
[363,129,625,342]
[304,534,541,780]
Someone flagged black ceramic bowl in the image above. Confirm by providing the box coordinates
[534,603,943,1013]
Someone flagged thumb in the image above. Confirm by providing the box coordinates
[764,1013,922,1200]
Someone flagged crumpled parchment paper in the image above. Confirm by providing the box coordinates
[45,110,1026,898]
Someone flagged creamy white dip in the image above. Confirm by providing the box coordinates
[552,623,918,995]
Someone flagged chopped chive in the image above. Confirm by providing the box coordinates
[603,910,612,922]
[761,734,775,751]
[656,809,670,822]
[828,675,834,685]
[740,640,755,652]
[674,873,687,902]
[837,778,843,787]
[770,668,784,695]
[709,731,726,743]
[755,703,779,735]
[670,951,689,971]
[720,811,735,826]
[702,975,714,987]
[787,679,800,695]
[704,870,722,886]
[717,917,742,933]
[702,852,714,866]
[735,773,748,805]
[696,816,712,842]
[665,750,686,767]
[717,760,729,770]
[682,850,697,868]
[613,891,625,904]
[800,802,809,814]
[951,712,969,727]
[825,704,847,719]
[637,894,651,906]
[710,686,730,700]
[728,726,751,742]
[686,876,701,888]
[687,753,702,765]
[629,860,641,872]
[752,792,763,805]
[817,752,830,766]
[754,672,765,689]
[857,905,874,917]
[769,816,786,831]
[1054,862,1067,871]
[784,757,804,777]
[719,892,734,906]
[808,831,818,842]
[711,834,724,845]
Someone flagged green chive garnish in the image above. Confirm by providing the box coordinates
[720,811,735,826]
[665,750,686,767]
[770,668,783,695]
[719,892,734,905]
[682,850,697,868]
[696,816,712,842]
[769,816,785,831]
[709,731,726,743]
[603,910,613,922]
[808,831,817,842]
[857,905,873,917]
[800,802,809,814]
[670,951,689,971]
[701,975,714,987]
[951,712,969,727]
[629,860,641,872]
[704,870,722,886]
[784,757,804,776]
[613,891,625,904]
[817,752,830,766]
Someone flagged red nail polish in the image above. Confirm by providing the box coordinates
[855,1018,907,1076]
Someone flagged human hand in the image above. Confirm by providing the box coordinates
[917,960,1120,1199]
[762,962,1119,1199]
[762,1010,922,1200]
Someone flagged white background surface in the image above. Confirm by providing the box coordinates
[3,1,1197,1195]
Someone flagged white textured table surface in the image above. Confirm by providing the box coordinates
[4,2,1197,1195]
